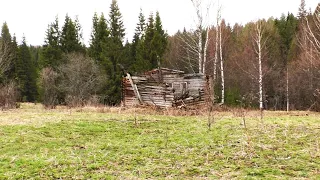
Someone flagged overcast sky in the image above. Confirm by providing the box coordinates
[0,0,318,46]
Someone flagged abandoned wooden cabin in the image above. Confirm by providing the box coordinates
[122,68,209,108]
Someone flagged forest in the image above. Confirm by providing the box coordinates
[0,0,320,111]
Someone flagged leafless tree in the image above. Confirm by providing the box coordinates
[291,5,320,110]
[0,38,18,109]
[59,53,105,107]
[253,21,267,111]
[178,0,212,74]
[0,81,18,109]
[40,67,59,109]
[305,5,320,57]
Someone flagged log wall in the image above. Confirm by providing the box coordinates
[123,69,207,108]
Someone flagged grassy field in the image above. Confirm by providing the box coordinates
[0,103,319,179]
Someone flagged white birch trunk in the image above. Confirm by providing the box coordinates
[203,27,210,74]
[213,21,219,81]
[286,67,289,112]
[198,30,203,74]
[256,24,263,110]
[219,22,225,104]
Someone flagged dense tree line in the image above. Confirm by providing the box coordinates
[0,0,167,108]
[0,0,319,111]
[164,1,320,111]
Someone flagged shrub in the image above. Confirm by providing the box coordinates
[39,67,59,109]
[59,53,105,107]
[0,81,19,109]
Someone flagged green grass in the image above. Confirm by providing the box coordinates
[0,104,319,179]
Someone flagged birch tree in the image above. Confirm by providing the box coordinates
[253,21,267,110]
[213,7,221,81]
[192,0,204,73]
[179,0,212,74]
[305,4,320,59]
[219,14,225,104]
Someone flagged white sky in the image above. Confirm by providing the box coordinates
[0,0,318,46]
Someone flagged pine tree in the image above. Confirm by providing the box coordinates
[145,13,157,68]
[136,12,168,71]
[41,17,63,69]
[11,35,18,80]
[109,0,125,44]
[101,0,126,105]
[134,12,168,73]
[16,37,38,102]
[120,40,132,71]
[135,37,150,73]
[60,14,85,54]
[1,22,11,43]
[89,13,109,64]
[89,12,99,60]
[134,9,146,41]
[153,11,168,65]
[0,22,14,81]
[134,13,155,73]
[130,9,146,72]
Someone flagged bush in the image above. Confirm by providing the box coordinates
[39,67,59,109]
[0,81,19,109]
[59,53,105,107]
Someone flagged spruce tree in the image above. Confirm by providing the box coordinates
[135,37,150,73]
[11,35,18,80]
[109,0,125,44]
[144,13,156,68]
[131,9,146,72]
[1,22,11,43]
[17,37,38,102]
[89,12,99,60]
[0,22,14,81]
[41,17,63,69]
[134,13,155,73]
[89,13,109,64]
[134,12,168,72]
[100,0,126,105]
[153,11,168,65]
[60,14,85,54]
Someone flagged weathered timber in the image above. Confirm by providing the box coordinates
[123,68,208,108]
[126,73,143,104]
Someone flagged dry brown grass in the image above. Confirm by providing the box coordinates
[1,103,317,126]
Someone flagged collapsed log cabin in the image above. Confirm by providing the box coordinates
[122,68,209,108]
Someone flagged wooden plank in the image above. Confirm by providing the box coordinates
[126,73,143,104]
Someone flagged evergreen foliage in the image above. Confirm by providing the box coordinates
[60,15,85,54]
[100,0,126,105]
[134,12,168,73]
[88,12,109,64]
[16,37,38,102]
[3,0,320,110]
[130,9,146,72]
[41,17,63,69]
[0,22,15,81]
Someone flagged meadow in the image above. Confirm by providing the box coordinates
[0,103,319,179]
